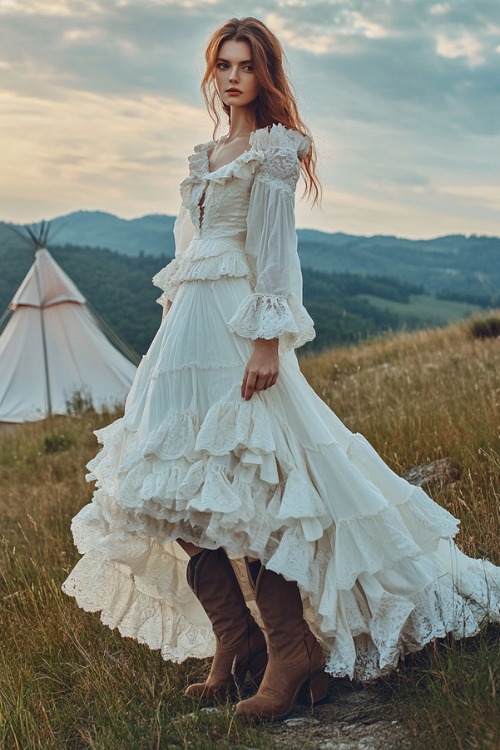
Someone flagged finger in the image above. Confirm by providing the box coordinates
[256,374,274,393]
[243,371,258,401]
[260,376,272,391]
[241,369,248,398]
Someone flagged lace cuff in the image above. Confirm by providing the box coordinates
[227,292,316,353]
[152,259,180,305]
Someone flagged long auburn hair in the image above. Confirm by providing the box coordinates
[201,17,321,206]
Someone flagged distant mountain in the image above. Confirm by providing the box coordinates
[33,210,177,257]
[3,212,499,307]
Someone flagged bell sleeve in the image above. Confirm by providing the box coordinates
[227,140,316,354]
[152,202,194,312]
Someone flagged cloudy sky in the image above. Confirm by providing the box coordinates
[1,0,499,238]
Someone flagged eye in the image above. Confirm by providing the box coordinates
[243,65,254,72]
[216,62,228,69]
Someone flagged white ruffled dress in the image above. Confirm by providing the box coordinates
[62,123,500,681]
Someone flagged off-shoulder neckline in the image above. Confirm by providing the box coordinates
[193,123,308,178]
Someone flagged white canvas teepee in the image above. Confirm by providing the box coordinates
[0,225,137,423]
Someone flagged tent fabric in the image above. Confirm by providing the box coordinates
[10,248,86,309]
[0,248,136,423]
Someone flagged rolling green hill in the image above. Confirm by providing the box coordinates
[3,214,499,309]
[0,222,482,356]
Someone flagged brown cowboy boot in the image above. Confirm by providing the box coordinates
[184,548,268,700]
[234,566,328,721]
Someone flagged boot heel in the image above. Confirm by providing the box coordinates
[298,670,329,706]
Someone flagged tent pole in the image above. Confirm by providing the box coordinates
[34,253,52,417]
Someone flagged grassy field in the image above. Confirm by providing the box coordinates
[1,314,499,749]
[356,293,480,325]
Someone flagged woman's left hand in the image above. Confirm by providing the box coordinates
[241,338,279,401]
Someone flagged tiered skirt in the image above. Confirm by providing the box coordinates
[62,275,500,681]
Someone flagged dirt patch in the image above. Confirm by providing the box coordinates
[267,678,413,750]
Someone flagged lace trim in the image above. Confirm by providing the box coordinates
[61,549,216,662]
[64,381,500,681]
[227,292,316,353]
[325,556,500,681]
[151,361,243,377]
[179,124,311,201]
[179,144,263,204]
[248,123,311,158]
[169,251,251,285]
[152,251,252,304]
[252,150,301,198]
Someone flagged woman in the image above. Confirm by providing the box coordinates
[62,17,500,722]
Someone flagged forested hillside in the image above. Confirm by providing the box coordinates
[4,214,499,309]
[0,224,479,357]
[298,230,500,305]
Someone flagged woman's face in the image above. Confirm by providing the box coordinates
[214,39,259,110]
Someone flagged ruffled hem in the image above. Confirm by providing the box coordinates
[82,384,329,561]
[152,259,180,304]
[152,237,255,304]
[64,376,500,680]
[165,251,252,291]
[323,551,500,682]
[227,292,316,353]
[61,547,216,661]
[82,388,462,583]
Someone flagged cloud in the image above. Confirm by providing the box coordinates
[1,0,499,134]
[436,30,486,66]
[0,87,210,222]
[430,3,451,16]
[0,0,499,237]
[278,1,500,138]
[0,0,105,16]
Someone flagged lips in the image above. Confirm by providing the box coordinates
[226,88,242,93]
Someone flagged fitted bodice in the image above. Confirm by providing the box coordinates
[156,144,265,291]
[187,156,256,242]
[152,123,317,354]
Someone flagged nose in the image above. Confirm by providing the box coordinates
[229,66,239,83]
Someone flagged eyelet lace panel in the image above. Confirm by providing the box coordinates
[227,292,316,353]
[252,148,302,198]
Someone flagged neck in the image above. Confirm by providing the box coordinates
[226,107,256,140]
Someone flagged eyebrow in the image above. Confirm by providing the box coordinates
[216,57,253,64]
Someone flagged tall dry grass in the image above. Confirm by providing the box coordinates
[0,315,499,748]
[0,415,278,749]
[301,316,500,749]
[300,318,500,560]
